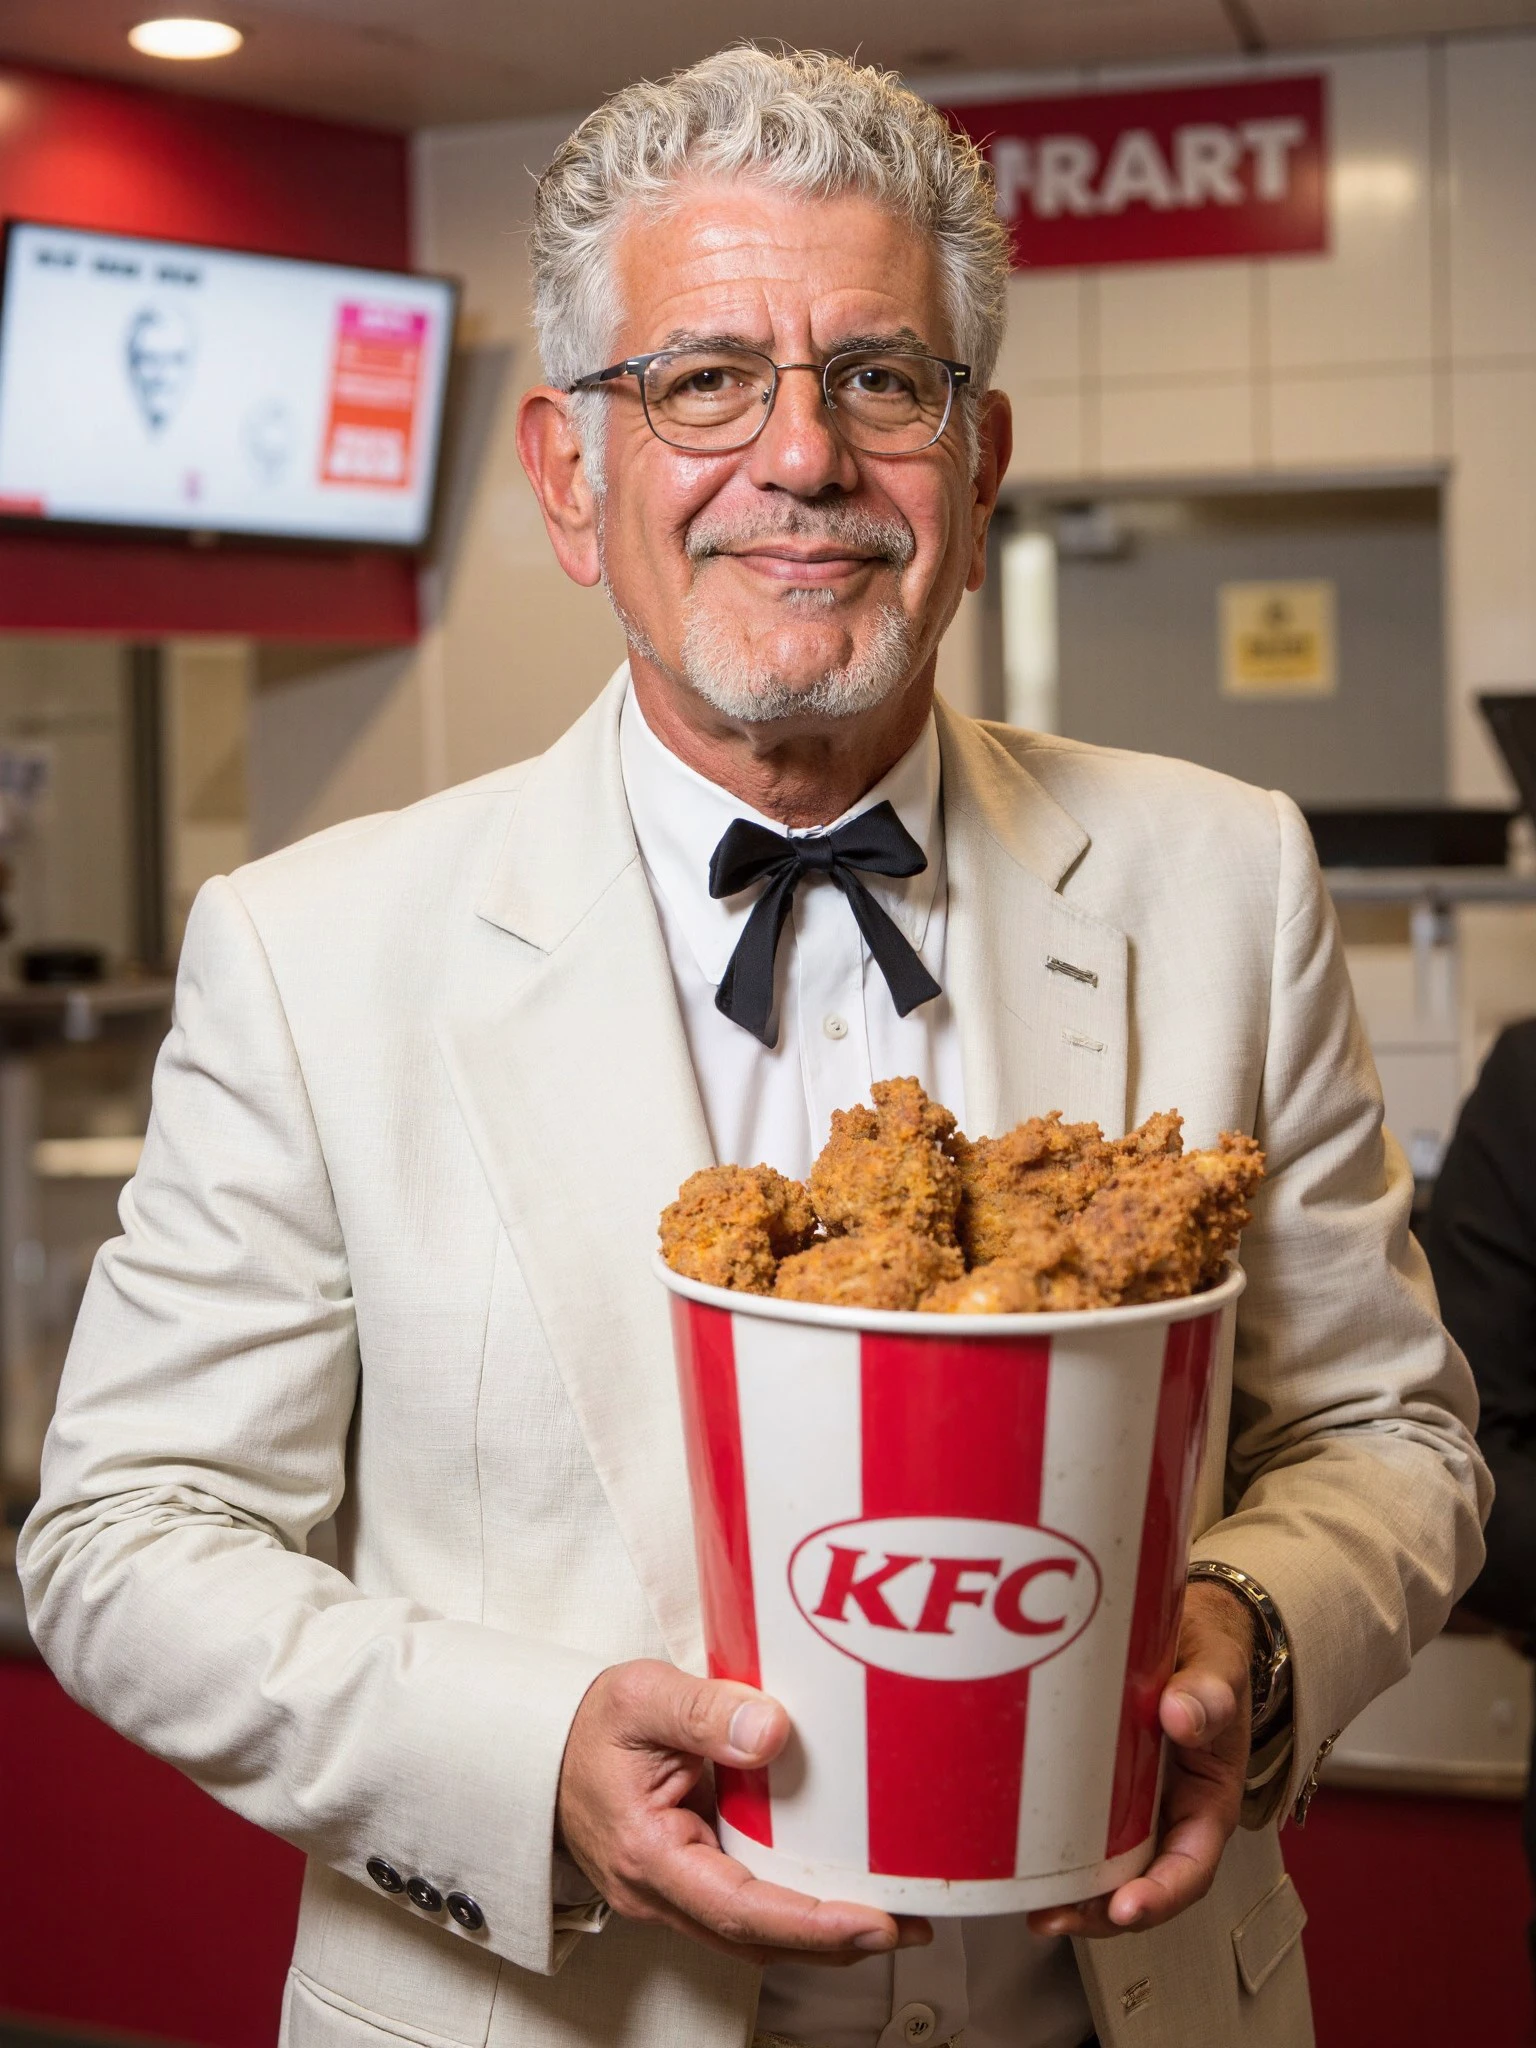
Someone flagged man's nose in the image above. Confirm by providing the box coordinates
[745,365,861,497]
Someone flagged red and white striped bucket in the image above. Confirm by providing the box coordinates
[660,1260,1243,1915]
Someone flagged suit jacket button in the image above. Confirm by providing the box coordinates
[446,1891,485,1931]
[366,1857,404,1894]
[405,1877,444,1912]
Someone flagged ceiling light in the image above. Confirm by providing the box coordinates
[128,18,244,60]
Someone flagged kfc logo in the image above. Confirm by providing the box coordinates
[789,1515,1101,1680]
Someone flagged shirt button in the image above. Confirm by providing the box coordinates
[823,1013,849,1040]
[899,2005,938,2044]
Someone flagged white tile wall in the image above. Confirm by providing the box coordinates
[1097,260,1255,382]
[998,271,1083,386]
[1266,47,1436,372]
[1446,36,1536,361]
[1269,367,1438,466]
[1006,385,1087,481]
[1098,378,1256,475]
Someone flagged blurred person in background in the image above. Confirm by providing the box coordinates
[20,44,1486,2048]
[1421,1018,1536,1986]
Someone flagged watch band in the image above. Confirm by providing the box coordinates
[1186,1560,1292,1738]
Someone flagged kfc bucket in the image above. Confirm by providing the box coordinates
[659,1259,1244,1916]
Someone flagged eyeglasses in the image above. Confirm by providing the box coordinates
[567,345,971,456]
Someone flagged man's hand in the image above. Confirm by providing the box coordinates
[557,1659,933,1967]
[1027,1581,1255,1941]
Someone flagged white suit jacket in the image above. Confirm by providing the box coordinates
[21,674,1488,2048]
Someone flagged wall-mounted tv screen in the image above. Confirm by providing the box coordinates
[0,223,457,547]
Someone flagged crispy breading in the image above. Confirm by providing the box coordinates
[1071,1132,1266,1305]
[775,1227,964,1311]
[659,1163,817,1293]
[955,1112,1111,1261]
[809,1076,962,1243]
[922,1213,1093,1313]
[1113,1109,1185,1163]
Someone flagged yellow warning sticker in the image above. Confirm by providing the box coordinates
[1220,581,1336,697]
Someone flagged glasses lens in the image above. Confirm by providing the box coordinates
[826,351,953,450]
[642,348,774,447]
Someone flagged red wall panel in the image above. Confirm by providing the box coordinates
[0,63,409,264]
[0,63,419,641]
[0,1658,302,2046]
[1284,1786,1534,2046]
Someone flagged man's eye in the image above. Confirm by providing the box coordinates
[843,363,917,398]
[673,366,744,398]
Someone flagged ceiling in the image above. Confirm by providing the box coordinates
[2,0,1534,131]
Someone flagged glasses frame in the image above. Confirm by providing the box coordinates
[567,345,972,456]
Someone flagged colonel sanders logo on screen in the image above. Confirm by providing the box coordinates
[125,306,196,433]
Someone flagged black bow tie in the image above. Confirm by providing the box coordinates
[708,799,943,1047]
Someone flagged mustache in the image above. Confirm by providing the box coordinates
[684,504,916,569]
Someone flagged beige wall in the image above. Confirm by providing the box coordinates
[248,30,1536,852]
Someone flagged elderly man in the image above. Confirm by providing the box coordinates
[22,44,1485,2048]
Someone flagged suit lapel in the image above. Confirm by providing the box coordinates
[937,701,1130,1141]
[435,674,714,1669]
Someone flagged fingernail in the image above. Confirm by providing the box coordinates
[727,1700,777,1758]
[1111,1899,1143,1927]
[1173,1690,1206,1737]
[854,1929,896,1951]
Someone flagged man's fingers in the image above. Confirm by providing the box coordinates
[651,1825,920,1956]
[1159,1670,1240,1749]
[1028,1808,1230,1941]
[1100,1802,1233,1930]
[1027,1708,1246,1943]
[607,1660,790,1768]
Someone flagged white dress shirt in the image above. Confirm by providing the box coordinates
[620,683,1093,2048]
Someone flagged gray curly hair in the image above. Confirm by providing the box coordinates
[529,44,1010,490]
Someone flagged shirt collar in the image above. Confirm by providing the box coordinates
[619,678,943,987]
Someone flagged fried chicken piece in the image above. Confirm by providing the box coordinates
[954,1111,1114,1262]
[1186,1132,1267,1286]
[809,1077,962,1244]
[1071,1132,1266,1305]
[659,1163,817,1293]
[775,1226,964,1311]
[922,1213,1096,1313]
[956,1109,1193,1264]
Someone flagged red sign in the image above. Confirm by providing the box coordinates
[944,74,1328,270]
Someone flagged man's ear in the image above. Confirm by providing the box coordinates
[516,386,603,587]
[966,388,1013,593]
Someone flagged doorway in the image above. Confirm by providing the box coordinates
[998,482,1445,807]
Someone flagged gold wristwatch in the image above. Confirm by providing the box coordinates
[1186,1560,1292,1739]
